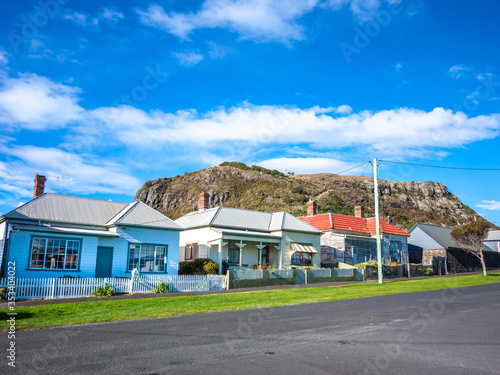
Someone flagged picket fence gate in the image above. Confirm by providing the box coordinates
[0,275,227,300]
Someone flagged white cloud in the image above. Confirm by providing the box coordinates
[0,144,141,196]
[138,1,397,43]
[87,104,500,158]
[258,157,357,174]
[63,10,99,26]
[172,51,204,67]
[0,50,10,65]
[0,73,85,130]
[447,65,469,79]
[475,200,500,211]
[101,8,125,23]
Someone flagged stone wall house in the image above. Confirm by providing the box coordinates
[299,202,409,267]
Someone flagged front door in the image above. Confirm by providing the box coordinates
[95,247,113,278]
[262,246,269,266]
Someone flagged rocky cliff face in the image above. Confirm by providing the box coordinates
[134,163,484,230]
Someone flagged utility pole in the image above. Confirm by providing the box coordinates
[373,158,383,284]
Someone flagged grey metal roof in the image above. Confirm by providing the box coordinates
[412,223,491,251]
[211,207,271,231]
[485,230,500,241]
[109,201,183,230]
[174,207,220,228]
[2,193,181,230]
[3,194,128,226]
[412,224,458,249]
[280,212,320,233]
[13,224,120,237]
[175,206,320,234]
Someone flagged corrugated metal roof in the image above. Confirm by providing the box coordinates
[176,207,320,234]
[268,212,285,231]
[4,194,127,226]
[174,207,220,228]
[414,224,456,249]
[485,230,500,241]
[410,223,493,252]
[280,212,320,233]
[211,207,272,231]
[110,201,183,230]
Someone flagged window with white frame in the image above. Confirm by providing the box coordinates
[128,244,167,272]
[30,237,80,270]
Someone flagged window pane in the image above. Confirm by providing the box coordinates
[291,252,301,265]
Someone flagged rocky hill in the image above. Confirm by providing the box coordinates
[134,162,486,231]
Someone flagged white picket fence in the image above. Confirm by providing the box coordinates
[0,275,227,300]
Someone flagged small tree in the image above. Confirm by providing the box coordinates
[450,221,490,277]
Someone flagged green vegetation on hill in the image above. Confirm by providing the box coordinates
[134,162,490,230]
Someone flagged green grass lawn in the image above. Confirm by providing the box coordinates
[1,273,499,330]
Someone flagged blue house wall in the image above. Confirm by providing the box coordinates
[4,226,180,278]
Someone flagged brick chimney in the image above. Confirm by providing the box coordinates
[33,174,47,198]
[354,205,364,218]
[306,199,317,217]
[198,191,209,212]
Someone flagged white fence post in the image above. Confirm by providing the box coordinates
[51,279,56,299]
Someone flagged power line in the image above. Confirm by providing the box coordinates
[380,160,500,171]
[333,161,371,176]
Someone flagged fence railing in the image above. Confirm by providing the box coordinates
[268,269,293,278]
[334,268,354,277]
[234,269,263,280]
[0,275,227,300]
[310,269,331,278]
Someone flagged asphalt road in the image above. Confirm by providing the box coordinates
[2,283,500,375]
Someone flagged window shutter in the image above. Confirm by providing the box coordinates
[193,243,199,259]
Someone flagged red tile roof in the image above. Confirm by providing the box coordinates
[299,213,409,237]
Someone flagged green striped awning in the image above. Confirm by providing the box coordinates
[291,243,318,254]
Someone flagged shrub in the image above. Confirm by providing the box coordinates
[179,258,218,275]
[152,280,171,293]
[291,186,306,194]
[424,267,433,276]
[203,260,219,275]
[92,284,115,297]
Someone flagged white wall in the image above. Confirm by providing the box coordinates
[273,230,322,268]
[178,227,213,261]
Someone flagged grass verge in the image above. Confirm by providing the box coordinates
[1,273,499,330]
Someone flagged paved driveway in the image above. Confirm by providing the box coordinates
[2,283,500,374]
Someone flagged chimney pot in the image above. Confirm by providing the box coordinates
[198,191,209,211]
[306,200,317,216]
[33,174,47,198]
[354,205,364,218]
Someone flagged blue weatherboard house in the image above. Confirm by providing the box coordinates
[0,175,183,278]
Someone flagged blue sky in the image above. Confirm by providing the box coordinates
[0,0,499,223]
